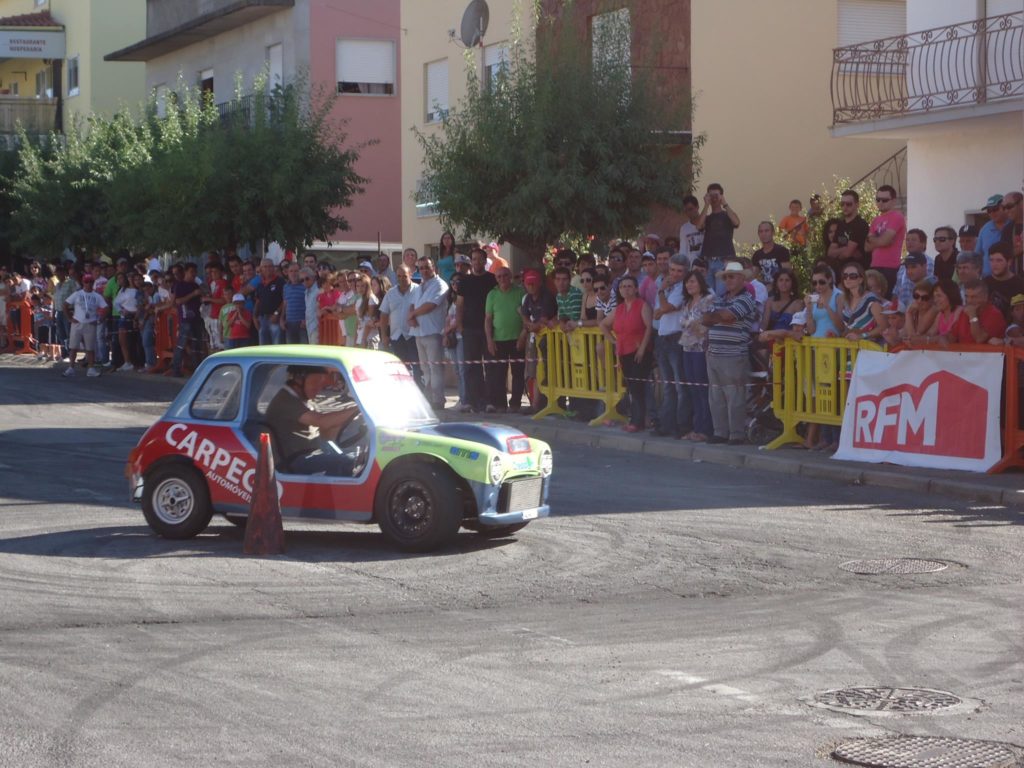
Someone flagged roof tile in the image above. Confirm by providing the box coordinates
[0,11,62,28]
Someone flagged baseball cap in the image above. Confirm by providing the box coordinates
[984,194,1004,209]
[958,224,979,237]
[358,260,374,271]
[523,269,542,284]
[232,293,245,302]
[98,255,113,265]
[82,274,94,283]
[641,251,656,261]
[1012,294,1024,308]
[454,254,471,265]
[902,252,927,266]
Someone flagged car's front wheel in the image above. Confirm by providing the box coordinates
[142,464,213,539]
[376,464,461,552]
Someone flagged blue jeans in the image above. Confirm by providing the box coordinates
[284,321,308,344]
[171,315,203,375]
[258,316,282,345]
[655,333,692,436]
[445,335,466,404]
[682,350,713,437]
[142,317,156,368]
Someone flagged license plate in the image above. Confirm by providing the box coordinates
[522,508,539,520]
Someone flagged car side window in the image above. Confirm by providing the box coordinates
[190,365,243,421]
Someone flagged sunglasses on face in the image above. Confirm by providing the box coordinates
[843,273,862,280]
[933,236,951,242]
[580,277,593,283]
[913,293,931,301]
[609,256,624,262]
[812,279,829,286]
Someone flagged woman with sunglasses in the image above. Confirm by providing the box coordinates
[903,279,938,346]
[802,264,844,450]
[600,275,653,432]
[838,263,887,343]
[571,267,599,328]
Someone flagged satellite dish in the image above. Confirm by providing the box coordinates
[459,0,489,47]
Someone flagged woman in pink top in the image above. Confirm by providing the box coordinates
[601,275,653,432]
[925,279,964,343]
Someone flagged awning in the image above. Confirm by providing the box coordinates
[0,10,64,59]
[105,0,294,63]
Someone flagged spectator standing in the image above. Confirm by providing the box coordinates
[317,272,343,346]
[695,183,740,293]
[484,242,509,275]
[281,261,308,344]
[752,221,792,283]
[521,270,558,411]
[375,252,397,286]
[894,249,932,312]
[758,269,803,344]
[949,280,1006,344]
[202,262,227,351]
[444,275,467,410]
[999,191,1023,269]
[701,262,758,444]
[113,272,146,371]
[63,274,107,377]
[838,263,887,343]
[677,270,714,442]
[827,189,870,273]
[638,252,660,307]
[380,265,420,376]
[933,226,959,281]
[983,243,1023,319]
[223,294,253,349]
[958,224,979,256]
[457,247,498,412]
[253,257,285,345]
[409,256,448,408]
[553,267,583,328]
[301,268,320,344]
[978,194,1008,275]
[865,185,905,294]
[607,248,627,298]
[170,263,204,377]
[779,200,808,248]
[338,272,360,344]
[402,247,421,284]
[484,266,526,412]
[678,195,704,265]
[437,231,457,283]
[354,273,381,349]
[652,255,690,438]
[601,275,653,433]
[53,265,79,359]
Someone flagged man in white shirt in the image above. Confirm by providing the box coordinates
[652,255,690,438]
[64,274,108,377]
[408,256,449,409]
[380,264,421,377]
[678,195,704,266]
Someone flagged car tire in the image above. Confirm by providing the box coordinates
[224,514,247,528]
[142,464,214,539]
[375,463,461,552]
[469,522,529,538]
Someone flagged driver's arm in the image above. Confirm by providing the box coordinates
[298,403,359,432]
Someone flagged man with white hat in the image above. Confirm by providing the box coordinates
[223,293,253,349]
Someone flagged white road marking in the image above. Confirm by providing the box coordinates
[513,627,576,645]
[657,671,759,703]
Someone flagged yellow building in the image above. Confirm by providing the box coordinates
[402,0,908,262]
[0,0,145,140]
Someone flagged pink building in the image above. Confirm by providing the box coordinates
[107,0,402,262]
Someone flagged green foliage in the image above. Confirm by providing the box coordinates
[8,73,367,260]
[416,3,703,263]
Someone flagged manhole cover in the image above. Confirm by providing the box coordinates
[809,687,979,717]
[839,558,948,574]
[832,736,1018,768]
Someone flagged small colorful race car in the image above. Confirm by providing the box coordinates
[126,346,552,552]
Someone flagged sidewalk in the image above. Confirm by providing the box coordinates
[444,408,1024,510]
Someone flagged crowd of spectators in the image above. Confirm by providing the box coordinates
[2,183,1022,449]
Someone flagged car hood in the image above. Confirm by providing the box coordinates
[416,422,527,453]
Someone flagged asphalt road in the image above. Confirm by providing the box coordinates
[0,359,1022,767]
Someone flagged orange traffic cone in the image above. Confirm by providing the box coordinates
[243,433,285,555]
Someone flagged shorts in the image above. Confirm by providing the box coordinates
[69,321,97,352]
[117,314,137,332]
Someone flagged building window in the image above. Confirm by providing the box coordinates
[336,39,395,95]
[267,43,283,91]
[34,69,51,99]
[155,84,168,118]
[591,8,631,73]
[10,82,18,96]
[483,43,508,91]
[425,59,448,122]
[837,0,906,47]
[34,0,46,6]
[66,56,79,97]
[199,68,214,102]
[415,178,438,218]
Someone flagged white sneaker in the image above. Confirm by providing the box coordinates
[36,353,46,361]
[86,367,101,377]
[62,366,75,377]
[118,362,134,372]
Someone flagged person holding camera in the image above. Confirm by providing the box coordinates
[695,182,740,294]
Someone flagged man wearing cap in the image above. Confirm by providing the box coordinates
[484,242,508,275]
[865,184,905,296]
[933,226,959,281]
[983,243,1022,320]
[265,365,362,475]
[893,229,934,311]
[408,256,449,408]
[701,261,758,445]
[358,260,376,277]
[454,253,471,276]
[63,274,107,377]
[456,247,497,412]
[222,293,253,349]
[958,224,979,256]
[979,194,1009,275]
[379,265,420,376]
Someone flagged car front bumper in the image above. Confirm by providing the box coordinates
[470,475,551,527]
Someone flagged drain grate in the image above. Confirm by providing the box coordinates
[839,558,948,575]
[832,735,1018,768]
[806,688,966,720]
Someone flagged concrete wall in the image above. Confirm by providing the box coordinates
[147,0,240,37]
[691,0,905,248]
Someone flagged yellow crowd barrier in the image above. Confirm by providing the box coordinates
[532,326,627,426]
[765,336,883,450]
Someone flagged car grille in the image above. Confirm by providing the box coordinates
[497,477,544,513]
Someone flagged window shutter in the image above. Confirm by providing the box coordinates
[483,43,507,68]
[425,59,448,121]
[337,39,395,86]
[838,0,906,46]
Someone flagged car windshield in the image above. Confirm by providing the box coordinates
[348,359,437,428]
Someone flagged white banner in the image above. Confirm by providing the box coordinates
[834,350,1003,472]
[0,31,65,59]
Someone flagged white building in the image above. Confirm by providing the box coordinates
[831,0,1023,235]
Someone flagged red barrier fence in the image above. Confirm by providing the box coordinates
[2,299,36,355]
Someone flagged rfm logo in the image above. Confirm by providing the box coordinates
[852,371,987,458]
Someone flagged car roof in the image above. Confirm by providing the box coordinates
[208,345,396,368]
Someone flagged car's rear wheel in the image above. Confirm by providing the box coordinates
[142,464,213,539]
[376,464,461,552]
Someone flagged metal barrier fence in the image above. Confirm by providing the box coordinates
[531,326,627,426]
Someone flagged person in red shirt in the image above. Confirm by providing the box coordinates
[949,279,1007,345]
[221,293,252,349]
[203,262,228,350]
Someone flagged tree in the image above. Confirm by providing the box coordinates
[416,4,703,263]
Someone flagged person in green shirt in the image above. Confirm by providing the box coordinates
[484,266,527,413]
[553,266,583,329]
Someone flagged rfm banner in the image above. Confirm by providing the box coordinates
[834,350,1004,472]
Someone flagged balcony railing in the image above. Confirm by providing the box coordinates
[0,96,59,135]
[831,12,1023,125]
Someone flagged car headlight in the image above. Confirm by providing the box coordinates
[540,449,553,477]
[489,454,504,485]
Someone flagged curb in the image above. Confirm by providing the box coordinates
[508,418,1024,511]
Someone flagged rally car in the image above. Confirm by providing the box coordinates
[126,346,552,552]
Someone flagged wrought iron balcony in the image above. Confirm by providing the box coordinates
[831,12,1023,125]
[0,96,59,136]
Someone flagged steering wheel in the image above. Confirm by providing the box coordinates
[334,409,368,450]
